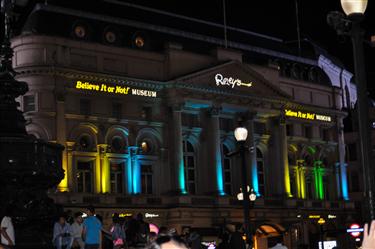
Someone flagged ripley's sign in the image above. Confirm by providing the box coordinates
[285,109,332,122]
[215,74,252,89]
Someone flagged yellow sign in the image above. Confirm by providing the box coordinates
[309,215,321,219]
[75,80,157,98]
[285,109,331,122]
[318,218,326,225]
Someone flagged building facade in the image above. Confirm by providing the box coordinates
[12,2,357,249]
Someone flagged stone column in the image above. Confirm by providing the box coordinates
[126,153,133,195]
[129,146,140,194]
[337,117,349,200]
[280,116,292,197]
[95,144,109,193]
[56,96,68,191]
[172,104,186,194]
[209,107,225,195]
[100,144,110,193]
[246,116,259,195]
[297,160,306,199]
[66,141,75,192]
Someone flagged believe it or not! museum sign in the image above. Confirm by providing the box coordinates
[75,80,157,98]
[285,109,332,122]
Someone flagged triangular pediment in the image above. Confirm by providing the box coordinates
[171,61,291,99]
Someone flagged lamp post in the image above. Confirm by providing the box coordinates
[327,0,374,221]
[233,126,252,246]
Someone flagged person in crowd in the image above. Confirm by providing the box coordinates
[135,213,150,248]
[229,224,245,249]
[158,227,169,237]
[82,206,102,249]
[126,215,138,247]
[217,232,230,249]
[363,220,375,249]
[53,215,73,249]
[1,206,15,248]
[145,235,188,249]
[187,230,201,249]
[148,232,158,244]
[71,212,84,249]
[269,237,288,249]
[111,213,126,249]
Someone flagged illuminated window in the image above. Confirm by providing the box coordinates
[23,95,35,112]
[77,135,92,152]
[141,141,149,153]
[80,99,91,116]
[222,144,232,195]
[110,162,124,194]
[256,148,265,195]
[183,140,196,194]
[141,164,153,194]
[74,25,86,38]
[76,161,93,193]
[135,36,145,48]
[111,136,125,153]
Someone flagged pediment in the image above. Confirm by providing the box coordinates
[171,61,291,100]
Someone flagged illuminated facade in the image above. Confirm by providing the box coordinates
[12,2,356,249]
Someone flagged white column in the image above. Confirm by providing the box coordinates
[172,104,186,194]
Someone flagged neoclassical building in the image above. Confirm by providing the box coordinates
[12,2,357,249]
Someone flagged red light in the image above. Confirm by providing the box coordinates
[350,224,361,238]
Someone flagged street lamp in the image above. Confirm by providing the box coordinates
[327,0,374,221]
[228,125,252,246]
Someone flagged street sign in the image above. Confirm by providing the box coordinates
[347,224,363,237]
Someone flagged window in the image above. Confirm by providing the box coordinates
[303,125,312,139]
[256,148,265,195]
[350,171,360,192]
[141,165,153,194]
[286,124,293,136]
[321,128,330,141]
[183,140,196,194]
[141,106,152,120]
[347,144,357,161]
[112,103,122,119]
[23,95,35,112]
[76,161,93,193]
[111,136,125,153]
[222,144,232,195]
[182,113,200,128]
[290,169,297,198]
[80,99,91,115]
[220,118,234,132]
[77,135,93,152]
[110,162,124,194]
[254,122,266,135]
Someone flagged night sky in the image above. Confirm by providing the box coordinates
[11,0,375,95]
[114,0,375,96]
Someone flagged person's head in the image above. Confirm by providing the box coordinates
[146,235,188,249]
[149,232,157,243]
[136,213,144,221]
[235,224,242,232]
[75,212,83,224]
[86,206,95,216]
[113,213,120,224]
[58,215,66,225]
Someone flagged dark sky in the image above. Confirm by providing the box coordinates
[113,0,375,95]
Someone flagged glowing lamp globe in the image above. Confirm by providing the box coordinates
[341,0,368,16]
[234,127,248,142]
[249,189,257,201]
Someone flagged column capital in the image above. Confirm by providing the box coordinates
[66,141,75,151]
[97,144,109,154]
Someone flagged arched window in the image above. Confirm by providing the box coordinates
[183,140,196,194]
[256,148,265,195]
[222,144,232,195]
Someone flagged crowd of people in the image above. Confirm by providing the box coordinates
[3,205,375,249]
